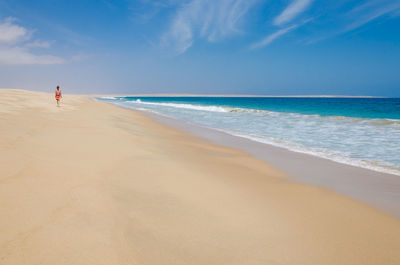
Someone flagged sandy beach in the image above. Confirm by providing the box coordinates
[1,89,400,265]
[150,112,400,218]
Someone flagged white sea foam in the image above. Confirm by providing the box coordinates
[225,131,400,176]
[131,99,293,115]
[130,100,400,126]
[99,97,400,176]
[100,96,118,100]
[130,100,229,112]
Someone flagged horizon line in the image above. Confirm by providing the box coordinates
[94,93,387,98]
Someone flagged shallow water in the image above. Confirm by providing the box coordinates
[99,96,400,176]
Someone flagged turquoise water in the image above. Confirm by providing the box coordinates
[115,97,400,119]
[99,96,400,175]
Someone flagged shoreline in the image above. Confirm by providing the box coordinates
[94,93,382,98]
[136,109,400,218]
[1,89,400,264]
[97,96,400,178]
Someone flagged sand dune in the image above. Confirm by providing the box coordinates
[1,89,399,265]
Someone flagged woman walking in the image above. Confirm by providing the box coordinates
[55,86,62,106]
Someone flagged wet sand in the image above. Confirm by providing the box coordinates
[145,112,400,218]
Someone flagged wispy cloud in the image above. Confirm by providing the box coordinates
[274,0,313,26]
[393,7,400,17]
[248,0,313,50]
[345,0,400,32]
[0,47,64,64]
[25,40,52,48]
[306,0,400,44]
[155,0,399,52]
[129,0,182,23]
[0,18,64,65]
[250,24,299,49]
[161,0,258,54]
[252,17,313,49]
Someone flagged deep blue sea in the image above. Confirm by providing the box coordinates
[99,96,400,176]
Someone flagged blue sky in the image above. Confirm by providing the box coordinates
[0,0,399,96]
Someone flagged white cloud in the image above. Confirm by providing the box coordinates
[250,24,299,49]
[274,0,312,26]
[0,18,32,44]
[25,40,52,48]
[0,47,64,65]
[161,0,257,54]
[0,18,64,65]
[167,15,193,54]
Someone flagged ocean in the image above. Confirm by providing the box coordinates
[98,96,400,176]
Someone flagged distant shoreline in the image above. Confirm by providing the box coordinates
[95,94,382,98]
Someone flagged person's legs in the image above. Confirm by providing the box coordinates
[56,99,59,106]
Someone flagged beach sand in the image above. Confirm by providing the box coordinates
[150,113,400,218]
[1,89,399,265]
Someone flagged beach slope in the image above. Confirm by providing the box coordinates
[1,89,399,265]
